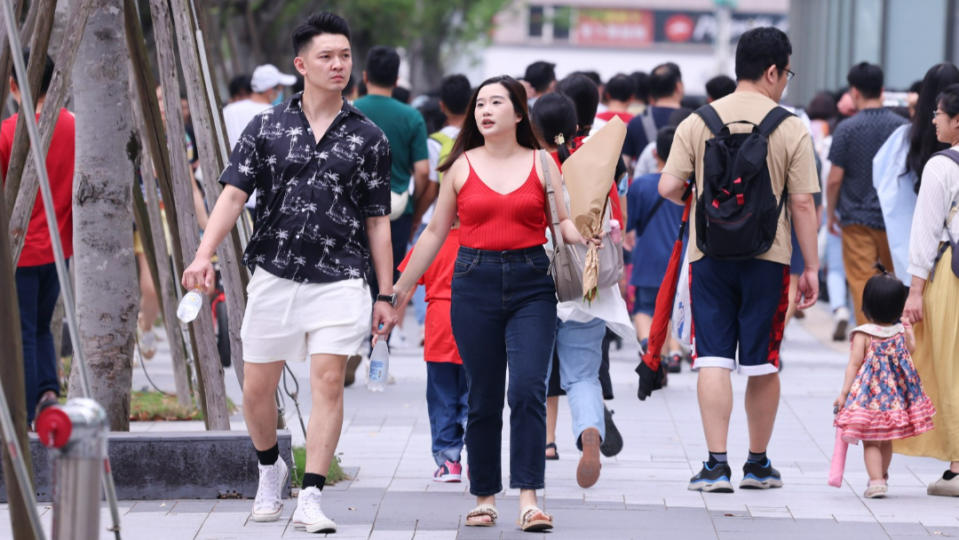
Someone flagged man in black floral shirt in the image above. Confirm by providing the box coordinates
[182,12,397,533]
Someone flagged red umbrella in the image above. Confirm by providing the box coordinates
[636,185,692,400]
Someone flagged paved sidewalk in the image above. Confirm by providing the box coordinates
[2,304,959,539]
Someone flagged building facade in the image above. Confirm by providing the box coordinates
[479,0,787,96]
[788,0,959,107]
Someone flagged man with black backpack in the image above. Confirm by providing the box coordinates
[658,27,820,493]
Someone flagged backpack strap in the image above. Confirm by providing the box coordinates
[934,148,959,166]
[693,104,725,136]
[757,106,794,138]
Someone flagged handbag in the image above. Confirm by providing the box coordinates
[540,150,624,302]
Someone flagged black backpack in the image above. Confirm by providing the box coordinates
[693,104,794,260]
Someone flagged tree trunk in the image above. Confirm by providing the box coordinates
[148,0,229,430]
[70,0,137,430]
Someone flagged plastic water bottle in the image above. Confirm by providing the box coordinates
[367,340,389,392]
[176,290,204,323]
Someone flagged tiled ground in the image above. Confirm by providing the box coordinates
[2,304,958,539]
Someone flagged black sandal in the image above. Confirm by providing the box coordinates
[545,442,559,460]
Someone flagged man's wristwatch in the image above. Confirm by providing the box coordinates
[376,293,397,307]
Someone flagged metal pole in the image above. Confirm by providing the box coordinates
[0,379,45,540]
[35,399,108,540]
[0,0,122,535]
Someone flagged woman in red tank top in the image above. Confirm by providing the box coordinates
[395,76,589,532]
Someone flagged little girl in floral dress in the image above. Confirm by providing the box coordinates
[834,269,936,498]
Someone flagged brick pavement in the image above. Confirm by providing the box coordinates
[2,304,958,539]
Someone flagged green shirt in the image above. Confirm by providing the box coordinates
[353,94,428,215]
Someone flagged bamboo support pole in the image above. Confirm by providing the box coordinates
[168,0,248,390]
[8,0,96,264]
[2,0,57,218]
[147,0,229,430]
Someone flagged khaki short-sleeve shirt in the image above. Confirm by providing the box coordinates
[662,91,820,266]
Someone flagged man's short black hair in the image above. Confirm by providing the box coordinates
[578,70,601,87]
[605,74,634,103]
[735,27,791,82]
[228,74,252,99]
[556,73,599,131]
[630,71,650,103]
[14,49,54,97]
[524,61,556,93]
[847,62,884,99]
[655,126,676,162]
[705,75,736,101]
[392,85,410,103]
[649,62,681,100]
[292,12,351,56]
[439,74,471,115]
[365,46,400,88]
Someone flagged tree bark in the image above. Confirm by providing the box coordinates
[2,0,57,218]
[148,0,229,430]
[0,133,35,540]
[9,0,97,264]
[70,0,138,430]
[168,0,248,390]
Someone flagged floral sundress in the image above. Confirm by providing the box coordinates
[834,323,936,442]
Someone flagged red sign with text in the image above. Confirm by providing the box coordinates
[574,9,654,47]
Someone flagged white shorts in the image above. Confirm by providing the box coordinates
[240,268,372,363]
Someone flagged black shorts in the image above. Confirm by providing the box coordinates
[689,257,789,376]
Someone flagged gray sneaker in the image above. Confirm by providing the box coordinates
[927,473,959,497]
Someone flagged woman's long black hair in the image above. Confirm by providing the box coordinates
[906,63,959,190]
[437,75,540,173]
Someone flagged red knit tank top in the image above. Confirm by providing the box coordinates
[457,152,548,250]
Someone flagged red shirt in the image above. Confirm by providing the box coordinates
[595,111,634,124]
[456,152,547,250]
[552,136,624,225]
[0,108,75,267]
[398,228,462,364]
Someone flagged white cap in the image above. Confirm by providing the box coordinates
[250,64,297,93]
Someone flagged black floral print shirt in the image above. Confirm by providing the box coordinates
[220,93,392,284]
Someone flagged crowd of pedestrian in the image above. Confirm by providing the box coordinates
[8,7,959,537]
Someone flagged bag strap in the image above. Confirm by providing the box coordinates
[932,149,959,235]
[540,150,567,253]
[757,106,794,138]
[693,104,725,136]
[640,108,658,146]
[635,197,667,237]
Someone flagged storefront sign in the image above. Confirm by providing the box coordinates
[572,8,786,47]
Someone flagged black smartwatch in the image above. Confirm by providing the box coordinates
[376,293,397,307]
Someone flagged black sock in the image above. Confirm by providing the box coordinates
[707,451,727,467]
[747,451,767,464]
[302,472,326,491]
[944,470,958,480]
[256,443,279,466]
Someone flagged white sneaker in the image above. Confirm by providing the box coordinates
[138,327,157,360]
[292,486,336,533]
[251,458,288,522]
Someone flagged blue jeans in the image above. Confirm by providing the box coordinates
[826,232,851,313]
[16,263,62,423]
[426,362,468,466]
[547,318,607,447]
[450,246,557,496]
